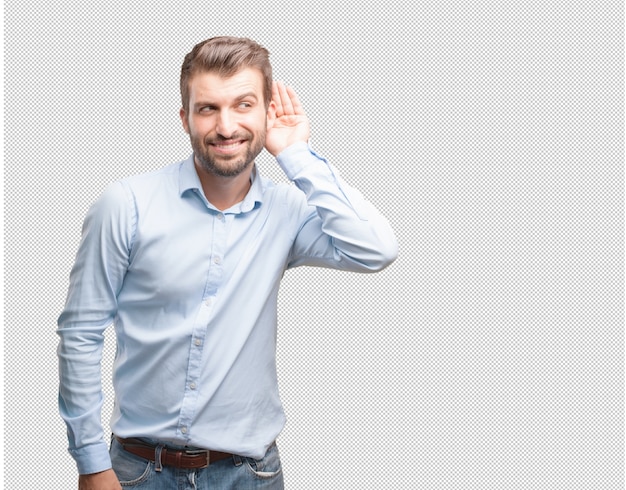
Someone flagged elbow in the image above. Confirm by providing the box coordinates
[358,234,398,273]
[330,225,399,273]
[371,237,399,272]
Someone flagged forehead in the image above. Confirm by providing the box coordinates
[187,68,265,104]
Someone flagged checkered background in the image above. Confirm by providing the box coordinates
[4,1,623,488]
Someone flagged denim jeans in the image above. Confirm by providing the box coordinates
[110,436,284,489]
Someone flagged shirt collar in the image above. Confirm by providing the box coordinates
[179,155,264,213]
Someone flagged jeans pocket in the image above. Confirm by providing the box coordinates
[244,443,283,479]
[110,438,153,486]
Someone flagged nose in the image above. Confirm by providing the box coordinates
[215,110,237,138]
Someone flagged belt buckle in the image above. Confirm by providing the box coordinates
[184,448,210,468]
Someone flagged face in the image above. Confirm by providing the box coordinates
[180,68,275,178]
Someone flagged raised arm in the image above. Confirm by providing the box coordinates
[266,82,398,272]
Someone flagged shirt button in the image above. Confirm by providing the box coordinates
[190,382,197,390]
[216,213,224,221]
[194,338,202,346]
[204,297,212,307]
[214,256,222,265]
[181,426,188,434]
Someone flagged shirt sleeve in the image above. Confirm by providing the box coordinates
[57,181,135,475]
[277,142,398,271]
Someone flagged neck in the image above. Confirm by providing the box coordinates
[195,161,253,211]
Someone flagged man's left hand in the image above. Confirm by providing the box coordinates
[265,81,310,156]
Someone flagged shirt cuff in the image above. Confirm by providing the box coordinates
[70,441,112,475]
[275,141,327,181]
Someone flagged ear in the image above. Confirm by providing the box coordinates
[180,108,190,134]
[266,100,277,129]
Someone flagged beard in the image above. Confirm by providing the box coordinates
[190,128,266,178]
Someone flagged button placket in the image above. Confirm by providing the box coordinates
[177,210,229,438]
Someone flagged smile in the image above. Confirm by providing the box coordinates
[210,140,246,154]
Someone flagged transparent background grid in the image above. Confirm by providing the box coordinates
[4,1,623,488]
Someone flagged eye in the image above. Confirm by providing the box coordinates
[238,102,253,110]
[199,106,216,114]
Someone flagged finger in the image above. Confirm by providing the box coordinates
[285,85,305,115]
[271,81,283,116]
[277,81,295,115]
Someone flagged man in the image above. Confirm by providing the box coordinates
[58,36,398,489]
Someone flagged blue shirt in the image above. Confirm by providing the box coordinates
[57,142,398,474]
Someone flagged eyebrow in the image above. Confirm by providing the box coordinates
[235,92,259,102]
[194,92,259,109]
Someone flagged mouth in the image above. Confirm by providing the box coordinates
[209,139,247,155]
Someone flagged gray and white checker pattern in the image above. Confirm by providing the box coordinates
[4,1,623,488]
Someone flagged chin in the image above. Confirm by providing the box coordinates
[206,159,252,178]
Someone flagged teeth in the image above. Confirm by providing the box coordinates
[215,142,241,149]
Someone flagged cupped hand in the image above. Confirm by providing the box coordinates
[265,81,310,156]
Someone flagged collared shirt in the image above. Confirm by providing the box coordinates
[57,142,398,474]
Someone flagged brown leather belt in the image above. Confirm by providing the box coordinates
[115,436,232,469]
